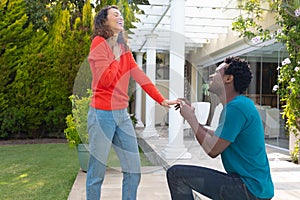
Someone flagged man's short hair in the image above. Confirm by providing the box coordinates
[224,56,253,94]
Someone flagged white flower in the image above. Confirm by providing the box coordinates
[295,8,300,17]
[251,36,262,44]
[298,61,300,65]
[272,85,279,92]
[291,78,296,82]
[295,67,300,72]
[269,32,275,38]
[285,58,291,64]
[282,58,291,66]
[282,61,286,66]
[276,29,283,36]
[277,66,281,70]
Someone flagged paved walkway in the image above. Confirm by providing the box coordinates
[68,128,300,200]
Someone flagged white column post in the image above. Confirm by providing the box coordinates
[162,0,191,159]
[134,52,145,127]
[140,34,159,138]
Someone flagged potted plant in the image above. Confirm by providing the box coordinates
[64,89,91,172]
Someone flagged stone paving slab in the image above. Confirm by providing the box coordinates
[68,134,300,200]
[138,136,300,200]
[68,166,171,200]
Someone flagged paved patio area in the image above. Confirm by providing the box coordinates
[68,127,300,200]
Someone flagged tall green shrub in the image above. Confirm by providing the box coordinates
[0,0,140,138]
[0,0,35,137]
[36,3,92,136]
[0,0,92,138]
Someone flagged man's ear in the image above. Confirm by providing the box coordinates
[224,74,234,84]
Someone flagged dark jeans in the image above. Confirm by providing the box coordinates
[167,165,271,200]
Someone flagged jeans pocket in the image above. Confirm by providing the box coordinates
[220,184,250,200]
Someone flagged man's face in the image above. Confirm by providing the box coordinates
[208,63,227,94]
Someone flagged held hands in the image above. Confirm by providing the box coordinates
[161,99,181,108]
[175,98,196,121]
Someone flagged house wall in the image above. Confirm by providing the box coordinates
[141,80,170,125]
[184,11,289,148]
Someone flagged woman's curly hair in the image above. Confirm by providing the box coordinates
[92,5,129,51]
[224,56,253,94]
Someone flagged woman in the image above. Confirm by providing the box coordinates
[86,5,178,200]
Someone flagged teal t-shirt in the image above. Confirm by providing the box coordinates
[214,96,274,198]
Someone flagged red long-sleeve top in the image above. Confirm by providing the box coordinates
[88,36,165,110]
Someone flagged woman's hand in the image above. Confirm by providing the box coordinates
[160,99,181,108]
[107,36,122,61]
[112,43,122,61]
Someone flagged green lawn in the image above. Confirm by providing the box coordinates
[0,143,79,200]
[0,143,152,200]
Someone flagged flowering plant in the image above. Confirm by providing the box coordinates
[232,0,300,162]
[270,0,300,135]
[274,58,300,131]
[64,90,91,147]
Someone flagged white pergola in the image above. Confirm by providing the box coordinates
[129,0,241,53]
[130,0,242,160]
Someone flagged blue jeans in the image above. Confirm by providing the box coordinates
[86,107,141,200]
[167,165,270,200]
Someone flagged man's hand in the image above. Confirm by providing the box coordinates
[175,98,191,110]
[175,98,196,121]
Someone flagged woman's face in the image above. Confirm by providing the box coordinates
[106,8,124,35]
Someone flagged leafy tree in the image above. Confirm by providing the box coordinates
[37,2,92,136]
[128,0,149,15]
[24,0,89,31]
[0,0,143,138]
[0,0,36,137]
[24,0,51,31]
[0,0,92,138]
